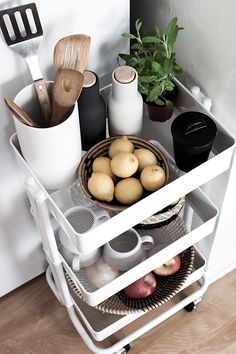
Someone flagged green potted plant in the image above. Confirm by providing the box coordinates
[118,17,183,122]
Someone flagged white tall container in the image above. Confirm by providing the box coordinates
[108,66,143,136]
[14,82,82,190]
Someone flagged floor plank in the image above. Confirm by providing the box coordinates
[0,269,235,354]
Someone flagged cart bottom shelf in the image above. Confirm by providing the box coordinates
[47,247,206,342]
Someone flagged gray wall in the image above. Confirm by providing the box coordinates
[131,0,159,32]
[130,0,236,282]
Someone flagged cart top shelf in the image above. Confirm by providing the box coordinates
[10,78,235,254]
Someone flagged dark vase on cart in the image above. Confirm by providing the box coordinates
[78,70,106,151]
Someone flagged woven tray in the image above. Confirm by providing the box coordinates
[137,196,185,228]
[64,217,194,315]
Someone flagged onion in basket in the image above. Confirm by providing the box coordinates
[84,257,119,289]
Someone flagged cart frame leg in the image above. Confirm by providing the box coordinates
[46,264,208,354]
[27,177,209,354]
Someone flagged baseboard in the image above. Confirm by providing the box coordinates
[207,257,236,284]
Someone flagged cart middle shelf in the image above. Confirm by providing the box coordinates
[49,183,217,306]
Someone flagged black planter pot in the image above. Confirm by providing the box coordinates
[77,71,106,151]
[163,82,179,102]
[144,82,178,122]
[145,101,174,122]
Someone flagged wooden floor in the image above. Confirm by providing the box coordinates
[0,269,236,354]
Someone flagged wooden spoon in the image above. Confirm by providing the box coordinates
[53,34,91,73]
[4,96,39,127]
[50,68,84,127]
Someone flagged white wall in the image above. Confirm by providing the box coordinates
[0,0,129,296]
[131,0,236,281]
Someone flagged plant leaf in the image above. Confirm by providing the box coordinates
[139,75,157,83]
[155,24,161,37]
[166,17,179,53]
[166,100,174,108]
[167,26,178,52]
[131,43,144,51]
[118,53,132,61]
[164,58,174,75]
[167,17,177,38]
[129,59,140,67]
[173,63,182,73]
[149,85,161,101]
[142,36,162,44]
[135,18,143,34]
[151,61,163,74]
[129,57,140,65]
[122,32,137,40]
[154,97,165,105]
[165,83,175,91]
[118,54,141,68]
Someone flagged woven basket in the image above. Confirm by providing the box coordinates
[65,217,195,315]
[78,136,170,212]
[65,247,194,315]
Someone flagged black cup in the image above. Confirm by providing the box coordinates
[171,111,217,172]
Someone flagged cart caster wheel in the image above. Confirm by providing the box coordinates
[184,302,196,312]
[114,344,131,354]
[124,344,131,353]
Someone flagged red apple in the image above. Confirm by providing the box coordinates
[153,255,181,276]
[124,272,157,299]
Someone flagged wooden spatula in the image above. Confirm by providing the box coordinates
[4,96,39,127]
[50,68,84,127]
[53,34,91,73]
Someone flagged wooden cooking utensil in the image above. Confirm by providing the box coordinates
[0,3,51,125]
[50,68,84,127]
[53,34,91,73]
[4,96,39,128]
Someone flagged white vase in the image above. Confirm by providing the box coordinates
[14,82,82,190]
[108,66,143,136]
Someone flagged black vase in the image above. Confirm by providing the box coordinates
[77,71,106,150]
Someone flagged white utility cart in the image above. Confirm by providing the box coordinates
[10,79,235,354]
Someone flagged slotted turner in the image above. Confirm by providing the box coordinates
[0,3,51,125]
[54,34,91,73]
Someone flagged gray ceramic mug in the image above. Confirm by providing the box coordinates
[103,228,154,271]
